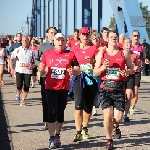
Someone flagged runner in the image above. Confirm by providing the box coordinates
[9,33,22,86]
[38,33,80,149]
[29,39,38,88]
[93,30,133,149]
[0,40,6,85]
[123,38,139,122]
[118,34,125,49]
[68,29,80,48]
[100,27,109,47]
[35,27,57,130]
[10,36,34,106]
[71,27,98,142]
[90,32,102,116]
[130,30,146,114]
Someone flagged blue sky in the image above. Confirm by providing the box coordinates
[0,0,149,36]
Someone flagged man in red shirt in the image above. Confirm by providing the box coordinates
[93,30,133,150]
[100,27,109,47]
[68,29,80,48]
[38,33,80,149]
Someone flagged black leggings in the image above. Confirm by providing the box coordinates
[40,77,48,123]
[46,89,68,123]
[16,72,31,92]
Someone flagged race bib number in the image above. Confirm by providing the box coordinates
[80,63,93,73]
[132,51,140,56]
[20,63,31,69]
[51,67,66,79]
[106,68,120,79]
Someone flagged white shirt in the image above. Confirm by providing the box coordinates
[11,46,33,74]
[0,48,5,65]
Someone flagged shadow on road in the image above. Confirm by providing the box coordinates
[0,90,12,150]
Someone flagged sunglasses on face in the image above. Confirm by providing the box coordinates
[133,35,139,37]
[92,38,100,41]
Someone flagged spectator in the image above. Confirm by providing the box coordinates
[142,38,150,76]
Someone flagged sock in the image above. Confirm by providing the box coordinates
[82,127,88,131]
[77,131,81,134]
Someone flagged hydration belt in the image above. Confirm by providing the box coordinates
[102,80,125,91]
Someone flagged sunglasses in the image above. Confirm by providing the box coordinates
[133,35,139,37]
[92,38,100,41]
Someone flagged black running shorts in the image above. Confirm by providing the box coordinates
[134,72,141,87]
[125,75,135,90]
[100,90,125,112]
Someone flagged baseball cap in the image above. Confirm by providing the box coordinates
[79,27,90,35]
[54,33,65,40]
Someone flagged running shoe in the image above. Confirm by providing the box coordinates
[72,133,82,142]
[16,95,20,101]
[113,126,121,139]
[44,124,48,130]
[54,135,61,148]
[81,128,90,139]
[92,109,97,116]
[106,139,113,150]
[123,116,130,122]
[48,137,55,149]
[20,102,26,106]
[129,107,135,115]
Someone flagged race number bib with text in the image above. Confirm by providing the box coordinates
[20,63,31,70]
[80,63,93,73]
[106,68,120,79]
[51,67,66,79]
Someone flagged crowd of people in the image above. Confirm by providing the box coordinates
[0,26,150,150]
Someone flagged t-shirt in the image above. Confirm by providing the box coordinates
[68,38,80,48]
[41,49,78,90]
[11,46,33,74]
[100,38,108,47]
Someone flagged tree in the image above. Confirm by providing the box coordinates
[108,16,116,30]
[139,2,150,39]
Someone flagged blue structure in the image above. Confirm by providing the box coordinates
[109,0,149,42]
[31,0,102,37]
[31,0,149,42]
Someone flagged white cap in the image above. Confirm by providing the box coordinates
[54,33,65,40]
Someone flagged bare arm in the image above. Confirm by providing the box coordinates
[142,46,146,60]
[38,62,46,76]
[123,50,133,75]
[93,51,109,76]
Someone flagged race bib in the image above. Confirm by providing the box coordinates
[132,51,140,56]
[106,68,120,79]
[80,63,93,73]
[20,63,31,69]
[51,67,66,79]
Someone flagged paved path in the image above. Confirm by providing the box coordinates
[1,74,150,150]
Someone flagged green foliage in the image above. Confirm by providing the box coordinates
[139,2,150,40]
[108,16,116,30]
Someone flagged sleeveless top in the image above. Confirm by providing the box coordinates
[101,50,126,82]
[130,44,143,71]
